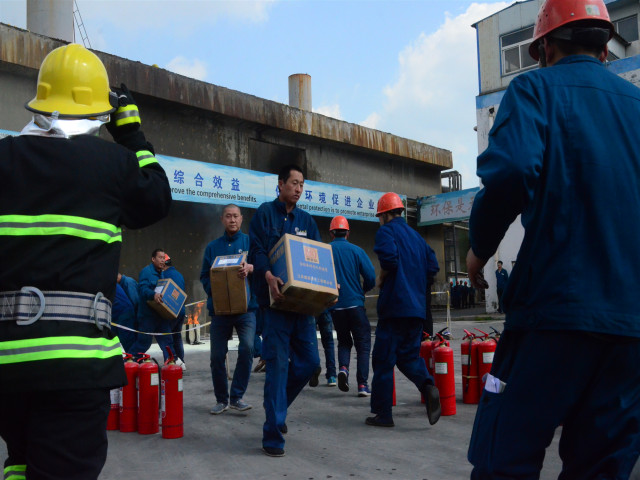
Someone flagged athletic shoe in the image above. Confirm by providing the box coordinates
[338,367,349,392]
[327,376,337,387]
[422,383,442,425]
[230,399,252,411]
[262,447,285,457]
[253,358,266,373]
[357,384,371,397]
[309,366,321,387]
[365,415,394,427]
[175,359,187,371]
[210,402,228,415]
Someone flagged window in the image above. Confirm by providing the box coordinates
[501,26,537,75]
[614,15,639,42]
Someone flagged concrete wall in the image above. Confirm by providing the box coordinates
[0,24,450,308]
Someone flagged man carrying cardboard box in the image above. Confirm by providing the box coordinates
[129,249,176,362]
[200,204,257,415]
[249,164,322,457]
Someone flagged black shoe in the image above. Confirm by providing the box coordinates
[262,446,285,457]
[309,366,321,387]
[279,423,288,434]
[423,383,441,425]
[338,368,349,392]
[365,415,395,427]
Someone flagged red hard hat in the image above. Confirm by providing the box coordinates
[164,254,170,262]
[329,215,350,231]
[376,192,404,216]
[529,0,614,61]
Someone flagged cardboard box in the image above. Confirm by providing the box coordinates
[147,278,187,320]
[210,254,249,315]
[268,234,339,316]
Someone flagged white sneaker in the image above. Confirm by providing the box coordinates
[176,359,187,371]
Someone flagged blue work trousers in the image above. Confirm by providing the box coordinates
[253,307,264,358]
[113,310,136,354]
[171,314,185,362]
[332,306,371,386]
[262,308,319,450]
[210,312,256,404]
[129,312,174,361]
[469,329,640,480]
[316,311,336,378]
[370,317,433,421]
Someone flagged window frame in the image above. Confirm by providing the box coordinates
[500,26,537,76]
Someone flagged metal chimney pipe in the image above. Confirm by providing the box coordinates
[27,0,74,42]
[288,74,312,111]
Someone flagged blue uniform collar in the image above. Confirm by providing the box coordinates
[555,55,603,67]
[331,237,349,243]
[388,216,406,225]
[272,198,299,217]
[223,230,243,242]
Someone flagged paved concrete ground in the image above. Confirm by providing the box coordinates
[4,311,639,479]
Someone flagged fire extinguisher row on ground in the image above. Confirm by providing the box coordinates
[107,348,184,439]
[417,327,501,414]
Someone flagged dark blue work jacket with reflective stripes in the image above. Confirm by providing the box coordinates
[0,133,171,392]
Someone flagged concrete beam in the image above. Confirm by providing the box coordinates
[0,23,453,170]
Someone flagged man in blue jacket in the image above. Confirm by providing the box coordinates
[249,164,322,457]
[112,282,137,353]
[163,254,187,370]
[466,0,640,477]
[494,261,508,313]
[368,192,441,428]
[128,249,175,361]
[200,204,256,415]
[328,216,376,397]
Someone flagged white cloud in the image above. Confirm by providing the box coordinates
[370,2,510,189]
[313,104,342,120]
[166,56,207,81]
[360,112,381,130]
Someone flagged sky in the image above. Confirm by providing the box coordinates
[0,0,512,190]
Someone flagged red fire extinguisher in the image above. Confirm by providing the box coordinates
[120,354,139,432]
[461,330,482,404]
[106,387,120,430]
[475,328,498,396]
[137,353,159,435]
[161,347,184,439]
[420,334,436,378]
[432,334,456,416]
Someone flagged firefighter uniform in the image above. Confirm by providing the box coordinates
[249,197,321,453]
[0,44,171,479]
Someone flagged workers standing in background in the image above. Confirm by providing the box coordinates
[249,164,322,457]
[367,192,441,428]
[0,44,170,479]
[163,254,187,370]
[327,216,376,397]
[467,0,640,477]
[201,204,257,415]
[495,261,509,313]
[128,249,176,362]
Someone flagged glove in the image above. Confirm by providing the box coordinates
[106,83,154,155]
[106,83,141,138]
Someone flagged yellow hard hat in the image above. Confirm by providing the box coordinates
[26,44,116,118]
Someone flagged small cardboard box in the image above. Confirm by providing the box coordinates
[210,254,249,315]
[147,278,187,320]
[268,234,339,316]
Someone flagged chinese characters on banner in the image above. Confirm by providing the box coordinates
[157,153,405,223]
[417,187,480,226]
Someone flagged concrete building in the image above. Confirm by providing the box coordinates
[0,23,452,312]
[472,0,640,312]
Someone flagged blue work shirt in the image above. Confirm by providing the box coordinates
[374,216,434,321]
[329,237,375,309]
[249,198,321,307]
[163,266,187,318]
[469,55,640,337]
[200,230,257,316]
[119,274,139,313]
[112,283,134,319]
[137,263,163,321]
[495,268,509,290]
